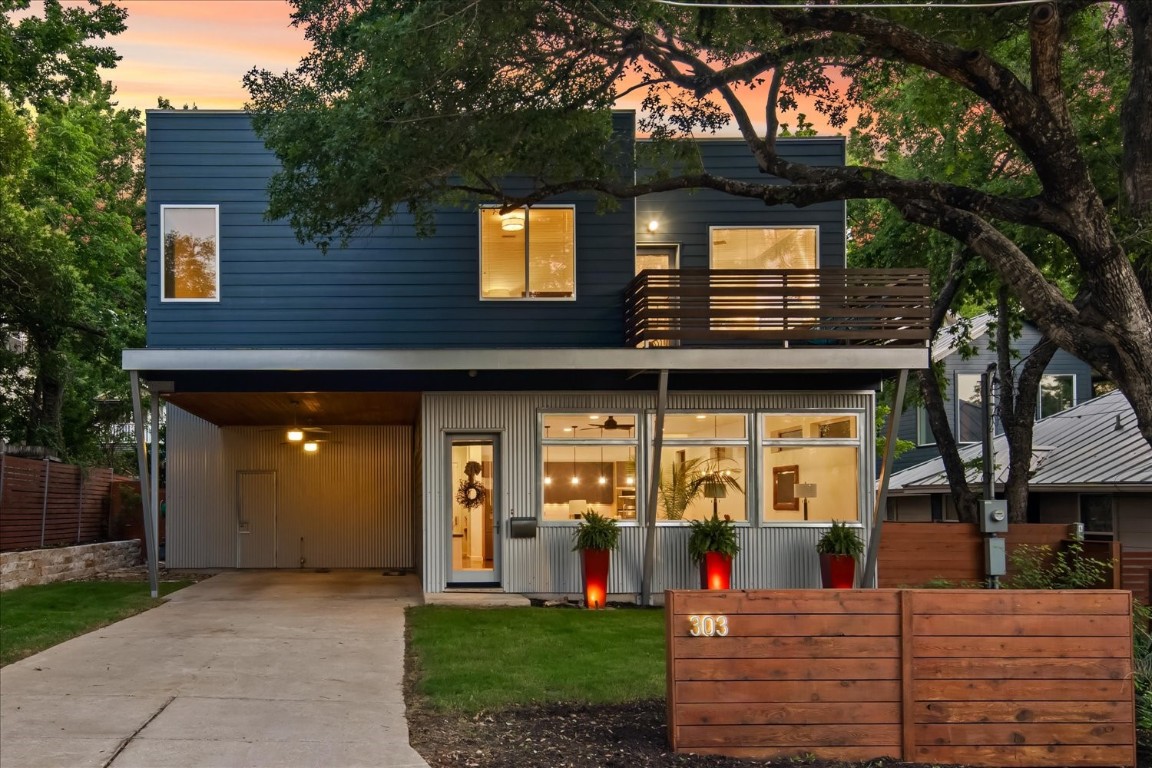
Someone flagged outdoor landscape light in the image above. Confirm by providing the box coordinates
[287,429,304,442]
[500,209,525,231]
[303,441,319,453]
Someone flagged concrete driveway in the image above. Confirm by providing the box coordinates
[0,571,429,768]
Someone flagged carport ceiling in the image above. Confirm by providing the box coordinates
[163,392,421,427]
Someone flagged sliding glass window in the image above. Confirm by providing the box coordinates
[480,206,575,299]
[540,414,638,522]
[762,413,861,523]
[656,413,748,522]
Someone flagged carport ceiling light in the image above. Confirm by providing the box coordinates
[287,429,304,442]
[303,441,319,453]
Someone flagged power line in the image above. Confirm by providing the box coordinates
[652,0,1052,9]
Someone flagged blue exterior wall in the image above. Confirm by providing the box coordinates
[146,110,847,349]
[891,322,1095,473]
[636,138,846,268]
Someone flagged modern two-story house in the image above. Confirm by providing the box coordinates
[122,110,929,598]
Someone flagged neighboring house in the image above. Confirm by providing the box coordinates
[891,313,1094,475]
[121,110,928,596]
[886,390,1152,595]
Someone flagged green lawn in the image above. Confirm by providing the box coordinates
[406,606,665,713]
[0,580,191,666]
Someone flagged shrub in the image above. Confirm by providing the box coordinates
[1003,540,1112,590]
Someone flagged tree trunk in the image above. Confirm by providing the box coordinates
[26,335,67,453]
[918,367,979,522]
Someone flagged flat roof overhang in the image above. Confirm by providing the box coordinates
[123,346,928,374]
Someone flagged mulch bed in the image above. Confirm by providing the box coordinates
[410,699,910,768]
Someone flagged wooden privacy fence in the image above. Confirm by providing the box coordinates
[877,522,1121,588]
[666,589,1135,767]
[0,455,113,551]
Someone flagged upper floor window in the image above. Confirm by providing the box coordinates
[480,206,574,299]
[916,407,935,446]
[1038,374,1075,419]
[161,205,219,301]
[636,244,679,273]
[955,373,984,443]
[710,226,818,269]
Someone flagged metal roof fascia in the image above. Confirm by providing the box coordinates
[122,347,928,373]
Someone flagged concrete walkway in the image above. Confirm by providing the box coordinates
[0,571,429,768]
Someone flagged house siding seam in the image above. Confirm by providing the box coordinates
[420,390,874,594]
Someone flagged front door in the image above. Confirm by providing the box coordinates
[448,435,499,584]
[237,470,276,568]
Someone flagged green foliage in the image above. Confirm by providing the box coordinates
[0,3,144,468]
[657,456,743,521]
[815,520,864,557]
[406,606,665,713]
[1133,601,1152,733]
[0,580,190,666]
[571,509,620,552]
[1002,540,1112,590]
[687,512,741,563]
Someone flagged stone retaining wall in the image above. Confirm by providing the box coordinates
[0,540,142,592]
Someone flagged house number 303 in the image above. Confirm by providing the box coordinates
[687,615,729,637]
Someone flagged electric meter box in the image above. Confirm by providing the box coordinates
[981,500,1009,533]
[986,536,1007,576]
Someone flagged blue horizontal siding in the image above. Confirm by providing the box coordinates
[146,111,846,349]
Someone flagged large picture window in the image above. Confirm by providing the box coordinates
[161,205,219,301]
[657,414,748,522]
[710,226,818,270]
[480,207,574,299]
[540,414,637,521]
[762,414,861,523]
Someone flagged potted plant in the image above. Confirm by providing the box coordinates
[688,512,741,590]
[572,509,619,609]
[816,520,864,589]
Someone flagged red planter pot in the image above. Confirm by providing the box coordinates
[581,548,610,609]
[820,553,857,589]
[699,552,733,590]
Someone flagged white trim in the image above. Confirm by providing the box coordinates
[477,204,576,302]
[160,204,221,303]
[708,224,821,269]
[122,346,928,372]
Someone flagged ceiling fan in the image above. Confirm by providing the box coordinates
[261,400,331,442]
[582,416,634,433]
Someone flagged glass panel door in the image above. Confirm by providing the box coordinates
[448,436,499,584]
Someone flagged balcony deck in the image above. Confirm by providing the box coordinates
[624,268,931,348]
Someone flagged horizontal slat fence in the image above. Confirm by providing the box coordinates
[877,523,1119,588]
[0,455,113,551]
[666,589,1135,767]
[624,268,930,347]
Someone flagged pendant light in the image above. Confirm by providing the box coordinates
[543,425,552,485]
[570,426,579,485]
[597,426,607,485]
[286,400,304,442]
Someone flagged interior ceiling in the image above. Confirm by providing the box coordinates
[163,392,421,427]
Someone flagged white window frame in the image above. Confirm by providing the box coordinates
[160,204,220,303]
[1037,373,1077,420]
[652,411,752,525]
[916,407,935,447]
[538,412,640,525]
[708,225,821,269]
[478,205,576,302]
[759,410,866,526]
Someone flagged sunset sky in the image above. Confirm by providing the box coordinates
[24,0,839,135]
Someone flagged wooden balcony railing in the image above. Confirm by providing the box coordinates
[624,268,931,348]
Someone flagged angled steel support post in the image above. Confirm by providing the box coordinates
[149,388,161,597]
[640,369,669,606]
[863,368,908,588]
[130,372,159,598]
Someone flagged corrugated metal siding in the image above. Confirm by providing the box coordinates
[422,391,873,593]
[167,405,413,568]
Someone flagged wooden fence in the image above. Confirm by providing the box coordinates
[666,589,1135,767]
[0,455,114,551]
[877,522,1121,588]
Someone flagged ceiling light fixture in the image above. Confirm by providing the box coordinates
[287,429,304,442]
[500,209,525,232]
[303,441,319,454]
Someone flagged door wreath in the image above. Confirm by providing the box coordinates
[456,460,487,509]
